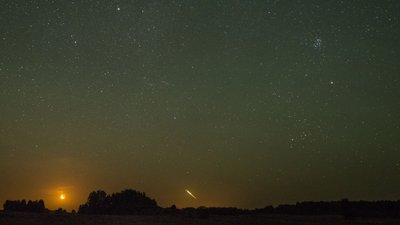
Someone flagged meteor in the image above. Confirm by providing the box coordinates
[185,189,197,199]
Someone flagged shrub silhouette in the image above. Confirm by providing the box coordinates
[163,204,179,215]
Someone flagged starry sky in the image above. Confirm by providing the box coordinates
[1,0,400,211]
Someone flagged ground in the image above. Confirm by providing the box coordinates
[1,212,400,225]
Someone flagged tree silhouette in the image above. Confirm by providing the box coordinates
[86,190,110,214]
[3,199,46,212]
[78,189,160,215]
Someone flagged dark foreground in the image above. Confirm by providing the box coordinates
[1,213,400,225]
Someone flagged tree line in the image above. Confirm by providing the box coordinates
[3,190,400,218]
[257,199,400,218]
[3,200,46,213]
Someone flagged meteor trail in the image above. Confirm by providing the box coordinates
[185,189,197,199]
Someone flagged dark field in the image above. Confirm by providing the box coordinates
[1,213,400,225]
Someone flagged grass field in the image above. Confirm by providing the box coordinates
[1,212,400,225]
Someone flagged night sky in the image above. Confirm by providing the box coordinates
[1,0,400,211]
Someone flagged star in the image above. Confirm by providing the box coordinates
[313,37,322,50]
